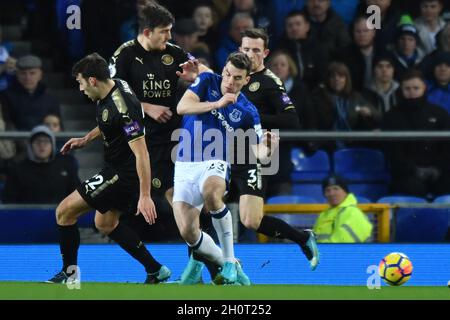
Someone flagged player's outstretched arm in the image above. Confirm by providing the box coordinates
[128,136,157,225]
[177,90,236,115]
[60,126,101,154]
[252,131,280,162]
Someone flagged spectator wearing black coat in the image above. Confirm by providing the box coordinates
[420,23,450,79]
[2,125,80,204]
[356,0,402,52]
[361,55,400,119]
[333,16,384,91]
[308,62,380,153]
[388,24,426,81]
[381,69,450,197]
[1,55,60,130]
[277,10,329,88]
[303,0,351,54]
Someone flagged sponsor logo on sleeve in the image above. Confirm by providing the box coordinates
[123,121,141,137]
[187,52,196,61]
[281,93,292,105]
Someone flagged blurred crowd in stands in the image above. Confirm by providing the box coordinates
[0,0,450,207]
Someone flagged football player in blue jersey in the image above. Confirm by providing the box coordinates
[173,52,279,285]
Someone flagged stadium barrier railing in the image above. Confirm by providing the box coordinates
[260,203,391,243]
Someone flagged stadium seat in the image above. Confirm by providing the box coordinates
[265,195,318,230]
[290,148,330,202]
[266,195,318,204]
[333,148,390,201]
[433,195,450,204]
[355,195,371,204]
[348,183,389,202]
[0,209,95,243]
[290,148,330,182]
[432,195,450,230]
[291,184,326,202]
[376,196,447,242]
[377,195,428,204]
[394,208,448,242]
[333,148,389,181]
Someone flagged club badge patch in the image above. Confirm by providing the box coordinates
[152,178,161,189]
[161,54,174,65]
[102,109,109,122]
[248,82,260,92]
[229,109,242,122]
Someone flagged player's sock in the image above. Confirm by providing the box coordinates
[58,224,80,273]
[189,246,221,278]
[108,222,162,274]
[257,215,309,244]
[210,205,235,262]
[190,231,224,266]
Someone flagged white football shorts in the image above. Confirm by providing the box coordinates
[173,160,230,211]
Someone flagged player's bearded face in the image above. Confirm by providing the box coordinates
[76,74,99,101]
[221,63,250,94]
[147,25,172,50]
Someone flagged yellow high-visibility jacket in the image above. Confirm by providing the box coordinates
[313,193,373,243]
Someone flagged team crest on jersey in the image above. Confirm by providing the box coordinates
[102,109,109,122]
[152,178,162,189]
[229,109,242,122]
[161,54,174,65]
[248,82,260,92]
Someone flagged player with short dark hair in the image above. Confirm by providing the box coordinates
[235,28,319,269]
[109,2,219,279]
[185,29,320,284]
[109,2,206,203]
[174,51,278,285]
[46,53,170,284]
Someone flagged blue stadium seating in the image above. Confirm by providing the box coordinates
[0,208,95,243]
[333,148,390,201]
[290,148,330,182]
[432,194,450,230]
[355,196,371,204]
[377,195,427,204]
[394,208,448,242]
[291,184,326,202]
[433,195,450,204]
[333,148,389,181]
[348,183,389,202]
[265,195,318,229]
[376,196,447,242]
[266,195,318,204]
[291,148,330,202]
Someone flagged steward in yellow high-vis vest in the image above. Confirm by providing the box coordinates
[313,175,373,243]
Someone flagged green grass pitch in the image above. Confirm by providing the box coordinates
[0,282,449,300]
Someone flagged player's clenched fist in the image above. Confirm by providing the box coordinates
[215,93,237,109]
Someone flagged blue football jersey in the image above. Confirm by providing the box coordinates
[176,72,262,162]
